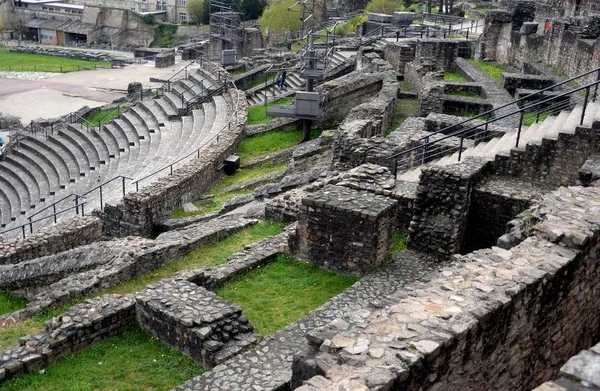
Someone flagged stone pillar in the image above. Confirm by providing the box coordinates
[289,185,398,274]
[408,157,487,257]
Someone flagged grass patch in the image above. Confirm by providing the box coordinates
[0,51,110,73]
[248,97,295,125]
[215,254,358,336]
[107,221,287,295]
[523,112,551,127]
[171,162,288,218]
[248,75,277,90]
[386,98,420,136]
[0,293,27,317]
[0,324,203,391]
[467,60,508,84]
[457,112,479,118]
[237,128,322,161]
[85,107,124,127]
[392,231,408,256]
[446,91,481,98]
[444,72,469,82]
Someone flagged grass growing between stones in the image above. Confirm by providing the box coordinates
[0,50,110,72]
[171,162,288,217]
[444,72,469,82]
[237,128,322,161]
[248,97,295,125]
[215,254,359,336]
[0,294,27,317]
[467,60,508,84]
[107,221,287,295]
[446,90,481,98]
[386,98,421,136]
[0,324,203,391]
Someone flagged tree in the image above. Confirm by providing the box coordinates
[258,0,301,39]
[8,10,27,45]
[186,0,208,24]
[365,0,402,15]
[241,0,265,20]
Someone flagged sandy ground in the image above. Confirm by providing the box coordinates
[0,56,196,124]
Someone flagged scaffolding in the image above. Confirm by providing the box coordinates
[209,0,242,64]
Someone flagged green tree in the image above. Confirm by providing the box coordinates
[258,0,300,38]
[187,0,208,24]
[365,0,402,14]
[242,0,265,19]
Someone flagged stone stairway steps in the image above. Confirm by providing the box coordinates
[5,153,52,199]
[247,73,304,107]
[0,160,41,206]
[0,162,32,212]
[398,104,598,182]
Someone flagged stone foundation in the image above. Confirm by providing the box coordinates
[136,279,261,368]
[289,184,398,274]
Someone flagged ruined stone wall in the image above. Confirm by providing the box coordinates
[408,157,488,257]
[0,216,102,266]
[294,184,600,391]
[491,124,600,187]
[102,80,247,237]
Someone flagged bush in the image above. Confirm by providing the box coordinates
[161,37,172,47]
[140,14,157,25]
[179,20,188,25]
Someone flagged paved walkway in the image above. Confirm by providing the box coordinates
[172,250,437,391]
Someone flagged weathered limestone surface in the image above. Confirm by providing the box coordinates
[0,216,102,265]
[294,183,600,391]
[171,249,437,391]
[289,185,398,274]
[2,217,257,315]
[136,279,261,369]
[0,295,135,385]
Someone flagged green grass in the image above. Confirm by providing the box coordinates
[445,72,469,82]
[467,60,509,84]
[0,324,203,391]
[0,50,110,73]
[107,221,287,295]
[171,162,288,218]
[386,98,421,136]
[0,293,27,316]
[237,128,322,161]
[392,231,408,256]
[85,107,124,127]
[215,254,358,336]
[248,97,295,125]
[248,75,277,90]
[446,90,481,98]
[523,113,551,127]
[457,112,479,118]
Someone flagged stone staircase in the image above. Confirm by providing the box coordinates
[0,67,235,235]
[399,103,599,182]
[245,51,352,107]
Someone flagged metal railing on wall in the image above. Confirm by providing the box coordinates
[0,58,241,239]
[387,67,600,178]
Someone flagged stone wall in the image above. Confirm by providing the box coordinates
[0,295,135,385]
[155,52,175,68]
[490,123,600,187]
[408,157,488,258]
[293,183,600,391]
[289,184,398,275]
[102,75,248,237]
[136,279,261,369]
[0,216,102,265]
[534,340,600,390]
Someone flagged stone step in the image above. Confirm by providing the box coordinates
[0,160,42,206]
[22,137,74,184]
[6,152,53,197]
[0,163,31,212]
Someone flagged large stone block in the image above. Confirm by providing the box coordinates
[289,185,398,274]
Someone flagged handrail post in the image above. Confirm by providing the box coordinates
[22,225,26,239]
[516,111,525,148]
[581,86,591,126]
[82,203,85,217]
[100,185,104,210]
[594,70,600,102]
[122,176,126,195]
[458,136,464,161]
[28,217,33,234]
[53,204,57,224]
[75,195,80,215]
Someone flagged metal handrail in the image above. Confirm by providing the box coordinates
[388,79,600,174]
[69,113,96,131]
[94,104,125,129]
[132,60,241,191]
[412,66,600,143]
[28,193,83,220]
[0,202,88,239]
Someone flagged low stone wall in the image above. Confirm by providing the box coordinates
[233,64,269,91]
[103,82,248,237]
[490,123,600,187]
[0,295,135,385]
[155,52,175,68]
[136,279,261,369]
[0,216,103,265]
[442,95,494,117]
[501,73,555,96]
[10,46,110,62]
[293,183,600,391]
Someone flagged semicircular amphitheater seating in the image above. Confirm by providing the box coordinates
[0,65,237,236]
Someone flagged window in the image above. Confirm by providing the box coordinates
[141,7,146,11]
[179,12,187,21]
[179,0,185,6]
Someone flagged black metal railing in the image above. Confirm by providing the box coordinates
[388,76,600,179]
[0,202,88,239]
